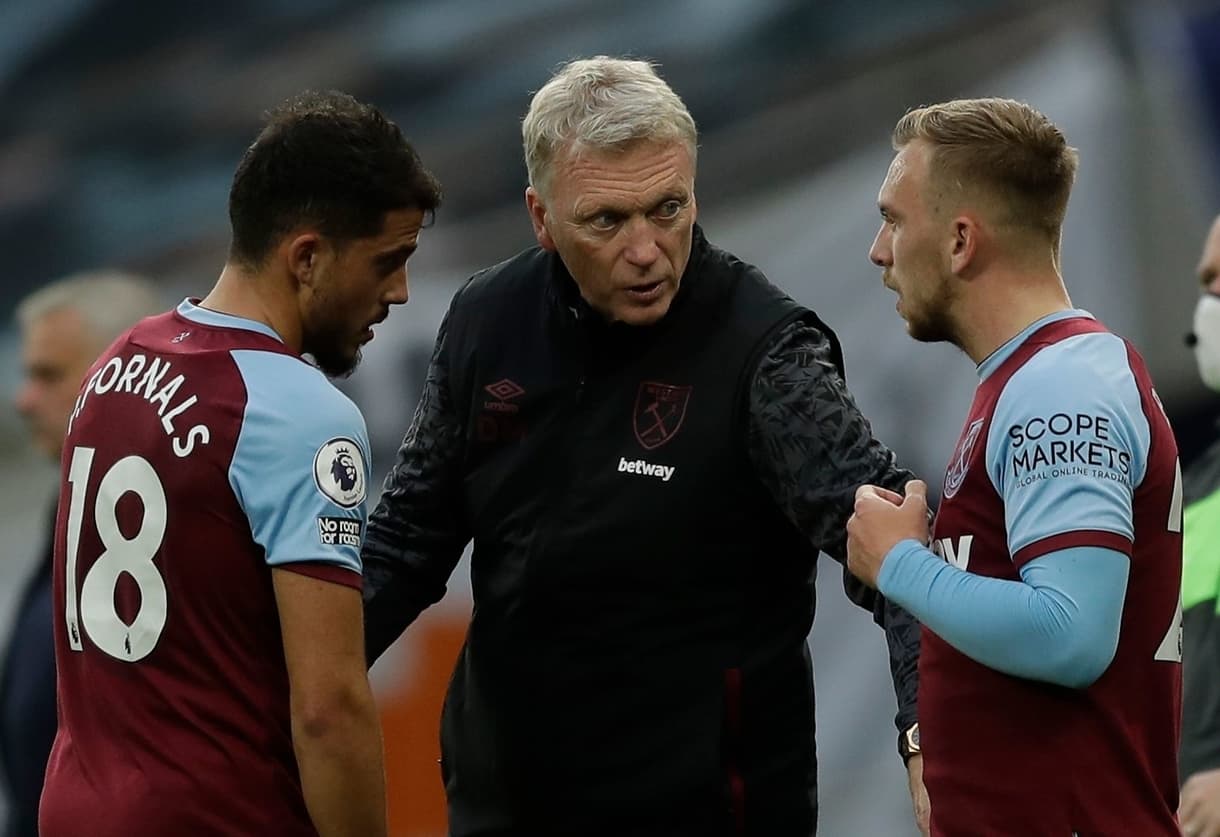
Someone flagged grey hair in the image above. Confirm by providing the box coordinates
[522,56,698,198]
[16,270,165,350]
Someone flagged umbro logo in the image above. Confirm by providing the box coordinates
[483,378,525,414]
[485,378,524,400]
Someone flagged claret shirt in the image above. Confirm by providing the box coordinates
[40,300,370,837]
[921,311,1181,837]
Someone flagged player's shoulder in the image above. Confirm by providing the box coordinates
[1011,326,1133,399]
[230,349,365,437]
[91,309,178,366]
[228,350,369,508]
[123,308,179,340]
[141,298,295,359]
[994,324,1147,450]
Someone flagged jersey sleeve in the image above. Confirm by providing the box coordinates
[227,350,371,583]
[986,331,1150,568]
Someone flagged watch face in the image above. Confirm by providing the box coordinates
[909,726,920,748]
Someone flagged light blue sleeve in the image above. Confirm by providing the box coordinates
[229,350,371,575]
[878,539,1130,688]
[987,332,1150,562]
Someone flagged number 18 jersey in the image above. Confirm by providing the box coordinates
[40,300,371,837]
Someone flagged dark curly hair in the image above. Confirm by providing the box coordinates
[228,90,442,266]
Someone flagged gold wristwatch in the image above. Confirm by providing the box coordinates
[898,722,921,763]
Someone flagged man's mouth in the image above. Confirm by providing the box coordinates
[625,281,664,301]
[362,312,388,341]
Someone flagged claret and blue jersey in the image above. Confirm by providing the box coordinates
[880,310,1182,836]
[41,300,371,837]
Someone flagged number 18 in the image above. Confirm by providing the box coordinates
[64,446,169,662]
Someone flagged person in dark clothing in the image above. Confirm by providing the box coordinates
[0,510,54,837]
[2,272,163,837]
[1180,214,1220,837]
[362,56,927,837]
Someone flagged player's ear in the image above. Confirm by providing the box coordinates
[949,215,980,277]
[526,187,557,252]
[286,233,323,287]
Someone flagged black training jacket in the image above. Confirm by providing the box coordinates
[363,225,919,837]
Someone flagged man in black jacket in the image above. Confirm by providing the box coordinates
[363,56,926,837]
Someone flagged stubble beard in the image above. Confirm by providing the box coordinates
[904,275,960,347]
[304,319,361,379]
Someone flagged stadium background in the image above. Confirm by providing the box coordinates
[0,0,1217,833]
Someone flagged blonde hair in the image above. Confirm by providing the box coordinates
[522,56,698,198]
[893,98,1078,243]
[16,270,164,351]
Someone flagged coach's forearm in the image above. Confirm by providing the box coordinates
[292,681,387,837]
[879,594,921,730]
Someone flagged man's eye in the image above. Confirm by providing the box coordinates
[654,200,683,219]
[588,213,620,231]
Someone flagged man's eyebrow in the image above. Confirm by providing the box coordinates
[1199,261,1217,287]
[575,205,621,220]
[379,243,418,263]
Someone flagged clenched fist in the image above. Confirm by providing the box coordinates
[846,479,931,588]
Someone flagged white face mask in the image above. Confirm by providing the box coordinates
[1193,294,1220,391]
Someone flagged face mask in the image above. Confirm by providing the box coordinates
[1193,294,1220,391]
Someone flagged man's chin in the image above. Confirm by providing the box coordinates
[309,348,360,379]
[42,437,64,463]
[615,295,675,327]
[906,322,950,345]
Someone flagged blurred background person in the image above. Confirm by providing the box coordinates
[0,2,1217,833]
[3,272,163,837]
[1180,212,1220,837]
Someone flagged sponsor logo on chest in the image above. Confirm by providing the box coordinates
[617,456,676,482]
[478,374,691,483]
[618,381,691,482]
[932,534,973,570]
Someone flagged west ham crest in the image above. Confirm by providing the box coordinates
[943,418,984,499]
[633,382,692,450]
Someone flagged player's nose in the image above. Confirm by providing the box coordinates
[868,227,891,268]
[386,265,409,306]
[14,381,38,417]
[622,218,660,269]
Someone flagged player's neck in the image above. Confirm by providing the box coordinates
[956,267,1072,365]
[200,264,302,352]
